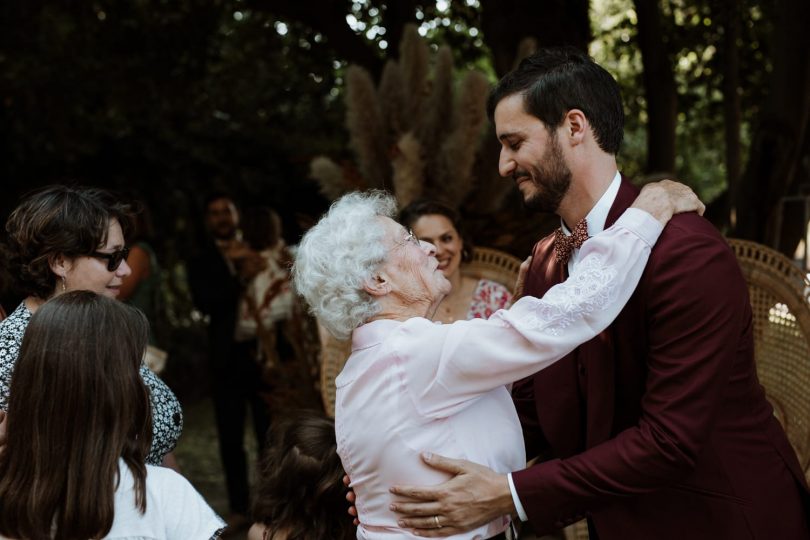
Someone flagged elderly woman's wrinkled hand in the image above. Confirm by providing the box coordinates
[632,179,705,225]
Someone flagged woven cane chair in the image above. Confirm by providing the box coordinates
[319,246,523,418]
[728,238,810,482]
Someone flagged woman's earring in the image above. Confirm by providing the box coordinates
[61,276,67,293]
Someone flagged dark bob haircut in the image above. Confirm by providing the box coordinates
[3,185,134,299]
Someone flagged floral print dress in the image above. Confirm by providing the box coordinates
[467,279,513,320]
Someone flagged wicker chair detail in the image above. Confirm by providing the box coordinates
[318,329,352,419]
[318,246,522,418]
[461,247,523,293]
[728,238,810,483]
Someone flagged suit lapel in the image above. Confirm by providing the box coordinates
[527,236,585,457]
[582,178,639,448]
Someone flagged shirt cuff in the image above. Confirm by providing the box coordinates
[507,473,528,522]
[613,207,664,247]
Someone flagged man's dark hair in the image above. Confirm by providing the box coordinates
[203,190,236,212]
[487,46,624,155]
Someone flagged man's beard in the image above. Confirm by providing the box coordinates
[521,135,572,214]
[211,223,237,240]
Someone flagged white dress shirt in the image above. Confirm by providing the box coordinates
[509,170,622,521]
[563,171,622,273]
[336,208,661,539]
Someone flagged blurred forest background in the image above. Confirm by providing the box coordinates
[1,0,808,396]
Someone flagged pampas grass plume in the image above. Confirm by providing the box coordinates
[309,156,349,200]
[432,70,490,203]
[345,65,390,189]
[391,132,424,208]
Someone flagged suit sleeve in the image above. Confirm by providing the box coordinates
[186,249,241,316]
[512,217,750,532]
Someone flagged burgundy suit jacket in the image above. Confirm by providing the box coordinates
[511,179,810,539]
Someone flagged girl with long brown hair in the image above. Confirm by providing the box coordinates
[0,291,223,540]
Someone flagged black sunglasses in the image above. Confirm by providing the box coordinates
[90,247,130,271]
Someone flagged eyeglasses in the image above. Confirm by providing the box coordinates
[403,228,421,247]
[90,247,130,271]
[388,228,422,252]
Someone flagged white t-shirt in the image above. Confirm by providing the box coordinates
[106,461,225,539]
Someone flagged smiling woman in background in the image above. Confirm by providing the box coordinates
[0,185,183,466]
[398,200,511,323]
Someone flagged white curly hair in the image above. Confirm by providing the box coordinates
[292,190,398,339]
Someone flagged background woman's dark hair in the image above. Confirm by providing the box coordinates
[3,185,135,299]
[398,199,474,263]
[242,206,283,251]
[252,412,353,540]
[0,291,153,540]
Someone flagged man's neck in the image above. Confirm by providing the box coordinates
[557,155,618,227]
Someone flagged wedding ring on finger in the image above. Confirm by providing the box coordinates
[433,515,442,529]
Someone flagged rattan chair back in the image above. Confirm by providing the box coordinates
[318,246,523,417]
[461,247,523,293]
[728,238,810,482]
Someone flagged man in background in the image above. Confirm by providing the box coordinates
[188,192,270,535]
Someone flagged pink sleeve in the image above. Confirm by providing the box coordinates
[395,209,663,418]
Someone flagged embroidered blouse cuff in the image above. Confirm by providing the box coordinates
[507,472,528,522]
[613,207,664,247]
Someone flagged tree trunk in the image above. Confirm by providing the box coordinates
[734,0,810,253]
[480,0,590,76]
[719,0,742,233]
[633,0,677,174]
[249,0,385,78]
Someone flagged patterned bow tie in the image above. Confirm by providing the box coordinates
[553,218,589,265]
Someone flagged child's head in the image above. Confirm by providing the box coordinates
[0,291,152,540]
[252,411,353,540]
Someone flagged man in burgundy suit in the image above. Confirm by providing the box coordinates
[391,47,809,539]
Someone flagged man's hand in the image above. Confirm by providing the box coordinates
[343,474,360,526]
[389,453,515,537]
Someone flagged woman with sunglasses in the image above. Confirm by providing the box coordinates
[0,184,183,466]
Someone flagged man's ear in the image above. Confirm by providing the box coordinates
[362,273,391,297]
[563,109,588,146]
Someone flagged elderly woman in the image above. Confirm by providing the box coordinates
[293,184,701,540]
